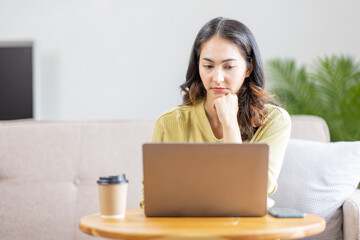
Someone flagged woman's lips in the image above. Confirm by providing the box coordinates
[212,87,228,92]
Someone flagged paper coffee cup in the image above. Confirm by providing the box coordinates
[97,174,128,218]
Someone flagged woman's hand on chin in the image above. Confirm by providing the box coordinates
[212,93,239,127]
[212,93,242,143]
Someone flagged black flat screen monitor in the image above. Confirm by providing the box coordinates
[0,42,33,120]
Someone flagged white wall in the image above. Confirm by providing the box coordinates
[1,0,359,120]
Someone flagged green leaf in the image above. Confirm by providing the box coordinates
[266,55,360,141]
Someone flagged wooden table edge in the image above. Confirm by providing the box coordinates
[79,210,326,240]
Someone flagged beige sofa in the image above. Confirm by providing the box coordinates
[0,116,358,240]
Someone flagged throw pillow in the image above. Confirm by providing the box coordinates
[272,139,360,240]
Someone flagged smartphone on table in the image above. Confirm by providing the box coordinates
[267,207,306,218]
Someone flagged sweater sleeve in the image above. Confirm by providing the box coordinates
[151,118,166,143]
[253,107,292,196]
[140,118,167,209]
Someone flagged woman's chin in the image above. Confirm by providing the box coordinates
[212,91,229,97]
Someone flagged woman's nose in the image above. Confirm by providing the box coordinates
[213,68,224,84]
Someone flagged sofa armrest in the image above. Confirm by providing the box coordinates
[343,189,360,240]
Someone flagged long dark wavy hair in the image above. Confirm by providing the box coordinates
[180,17,275,141]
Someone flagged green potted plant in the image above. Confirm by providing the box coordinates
[266,55,360,141]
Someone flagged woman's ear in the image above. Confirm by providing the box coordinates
[246,59,253,78]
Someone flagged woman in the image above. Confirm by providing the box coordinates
[141,17,291,208]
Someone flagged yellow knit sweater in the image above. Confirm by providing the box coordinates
[140,98,291,208]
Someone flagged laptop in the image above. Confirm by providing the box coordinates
[142,143,269,217]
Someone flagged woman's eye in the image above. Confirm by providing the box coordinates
[225,66,235,69]
[204,65,213,69]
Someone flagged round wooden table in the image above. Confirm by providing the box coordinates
[79,209,326,240]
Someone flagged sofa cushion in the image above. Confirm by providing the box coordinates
[272,139,360,240]
[0,120,154,240]
[343,190,360,240]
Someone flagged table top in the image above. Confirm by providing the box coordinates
[79,209,326,240]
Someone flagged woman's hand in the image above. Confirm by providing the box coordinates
[212,93,239,127]
[212,93,242,143]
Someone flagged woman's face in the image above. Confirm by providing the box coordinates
[199,35,252,100]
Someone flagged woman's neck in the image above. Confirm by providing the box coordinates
[203,96,224,139]
[204,96,220,125]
